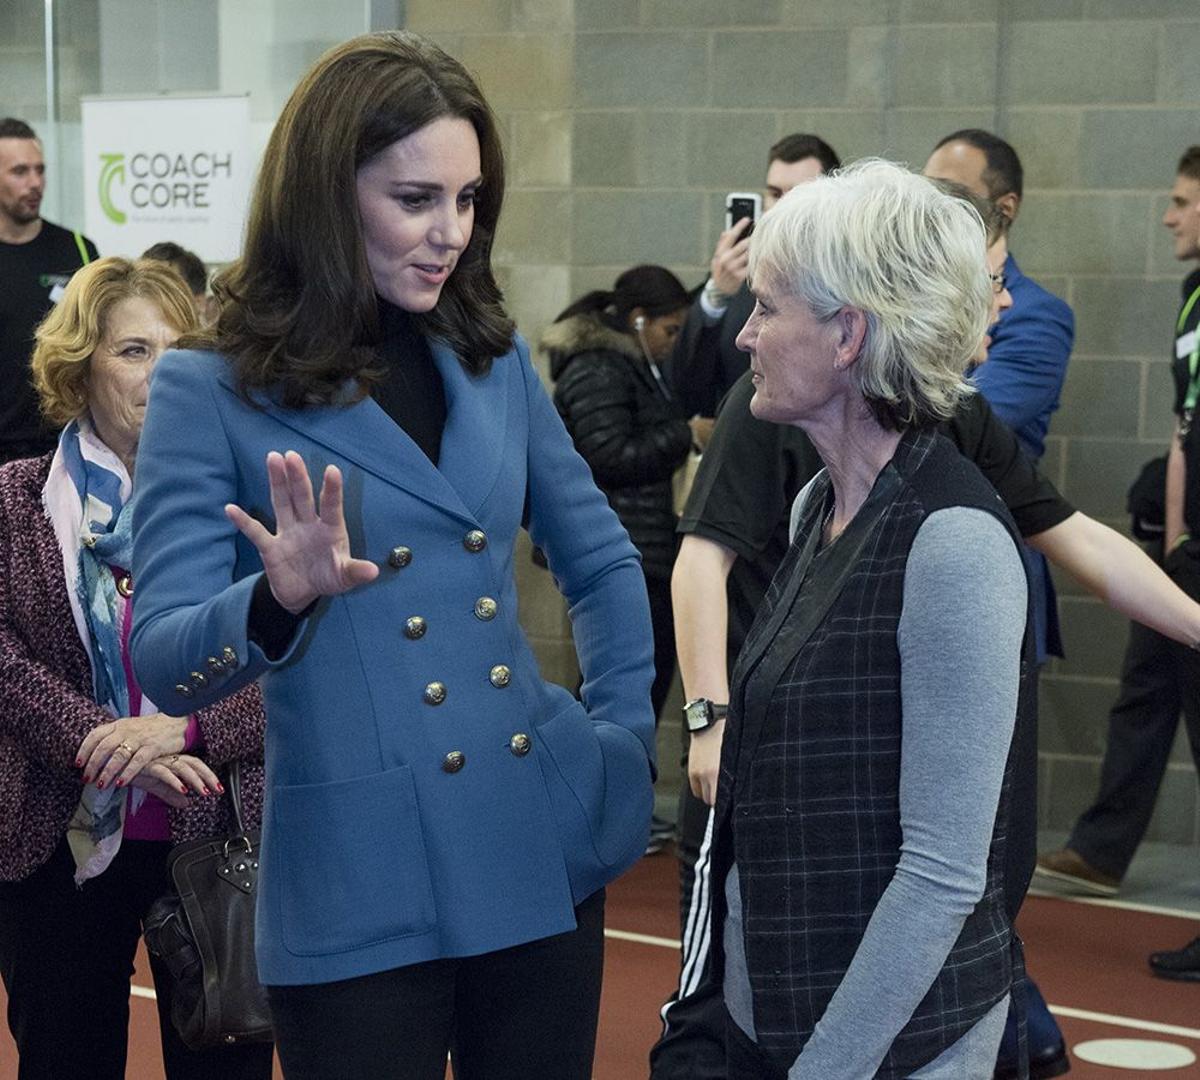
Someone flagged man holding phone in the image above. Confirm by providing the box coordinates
[664,133,841,434]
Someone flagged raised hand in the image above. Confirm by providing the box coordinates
[225,450,379,614]
[710,216,752,298]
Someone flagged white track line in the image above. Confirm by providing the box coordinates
[1026,887,1200,922]
[605,928,680,949]
[1048,1005,1200,1041]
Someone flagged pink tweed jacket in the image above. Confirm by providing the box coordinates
[0,453,266,882]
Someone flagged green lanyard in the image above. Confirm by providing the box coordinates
[72,231,90,267]
[1178,284,1200,432]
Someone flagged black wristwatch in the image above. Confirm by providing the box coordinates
[683,698,728,733]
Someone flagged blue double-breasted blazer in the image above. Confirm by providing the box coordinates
[130,337,656,986]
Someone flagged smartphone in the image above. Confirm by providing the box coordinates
[725,191,762,234]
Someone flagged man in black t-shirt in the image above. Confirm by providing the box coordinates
[1143,146,1200,982]
[0,117,98,463]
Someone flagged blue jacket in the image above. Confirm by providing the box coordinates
[130,339,656,986]
[975,253,1075,661]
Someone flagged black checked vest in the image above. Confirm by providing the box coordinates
[712,427,1038,1078]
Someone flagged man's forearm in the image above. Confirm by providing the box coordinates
[671,534,737,702]
[1029,510,1200,646]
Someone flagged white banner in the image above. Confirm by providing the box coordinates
[81,94,251,263]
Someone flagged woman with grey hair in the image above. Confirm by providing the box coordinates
[711,159,1032,1079]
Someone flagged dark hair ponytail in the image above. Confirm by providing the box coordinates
[553,265,688,331]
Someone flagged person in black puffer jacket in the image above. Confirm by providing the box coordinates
[541,265,693,728]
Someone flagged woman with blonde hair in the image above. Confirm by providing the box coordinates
[0,256,270,1079]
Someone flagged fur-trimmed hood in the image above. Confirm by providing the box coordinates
[539,313,642,381]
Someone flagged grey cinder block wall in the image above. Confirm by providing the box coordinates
[4,0,1197,838]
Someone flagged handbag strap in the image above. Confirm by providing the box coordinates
[225,759,247,838]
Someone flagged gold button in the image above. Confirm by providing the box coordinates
[404,616,427,640]
[489,664,511,688]
[509,733,531,757]
[474,596,498,621]
[207,656,225,675]
[442,750,466,773]
[423,681,447,705]
[189,671,208,689]
[388,546,413,569]
[222,646,238,666]
[175,683,195,699]
[464,530,487,553]
[115,574,133,598]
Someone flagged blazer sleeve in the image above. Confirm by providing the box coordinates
[664,296,724,418]
[130,350,308,714]
[519,340,657,770]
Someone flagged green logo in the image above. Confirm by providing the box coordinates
[98,153,126,224]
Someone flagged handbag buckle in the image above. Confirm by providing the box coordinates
[217,834,258,895]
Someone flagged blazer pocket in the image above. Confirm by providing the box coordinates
[272,766,436,956]
[534,702,653,879]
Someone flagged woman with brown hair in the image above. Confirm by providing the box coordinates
[129,32,656,1080]
[0,256,270,1080]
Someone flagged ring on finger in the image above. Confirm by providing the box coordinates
[115,741,135,758]
[169,754,180,765]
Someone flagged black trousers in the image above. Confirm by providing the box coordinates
[1067,545,1200,878]
[267,887,606,1080]
[0,837,273,1080]
[646,574,677,723]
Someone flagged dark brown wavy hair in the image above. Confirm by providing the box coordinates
[195,31,513,407]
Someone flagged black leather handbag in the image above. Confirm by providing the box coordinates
[143,760,273,1049]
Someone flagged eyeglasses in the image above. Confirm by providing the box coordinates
[988,272,1007,295]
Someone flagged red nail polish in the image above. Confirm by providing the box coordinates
[82,774,91,784]
[114,779,124,788]
[180,784,189,794]
[96,780,105,789]
[201,787,210,796]
[75,759,82,768]
[216,783,225,794]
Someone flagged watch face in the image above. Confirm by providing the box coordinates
[684,699,713,731]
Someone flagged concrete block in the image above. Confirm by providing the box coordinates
[636,111,691,188]
[1053,359,1143,440]
[711,29,848,109]
[575,31,708,108]
[1042,754,1103,832]
[493,189,573,264]
[1003,21,1159,105]
[898,0,998,19]
[685,112,780,190]
[457,33,573,110]
[1005,109,1082,190]
[1080,109,1200,190]
[1015,193,1150,276]
[404,0,511,31]
[572,190,707,265]
[1008,0,1083,17]
[779,0,891,25]
[1086,0,1200,17]
[1158,20,1200,103]
[1071,277,1181,356]
[509,111,572,188]
[499,264,573,351]
[575,0,639,30]
[643,0,783,28]
[893,24,998,107]
[1146,764,1199,845]
[1062,438,1167,518]
[571,112,637,187]
[1144,360,1177,441]
[1039,676,1120,754]
[846,26,890,109]
[1056,595,1140,679]
[511,0,572,31]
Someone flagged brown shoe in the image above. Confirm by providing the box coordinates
[1034,847,1120,896]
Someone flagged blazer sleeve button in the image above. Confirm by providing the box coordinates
[509,733,531,757]
[423,681,447,705]
[388,546,413,568]
[464,530,487,553]
[442,750,466,773]
[175,683,195,699]
[474,597,498,621]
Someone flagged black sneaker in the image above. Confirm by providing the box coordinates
[1150,936,1200,981]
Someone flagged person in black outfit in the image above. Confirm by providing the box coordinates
[665,133,840,432]
[1143,147,1200,981]
[541,266,692,743]
[0,117,99,464]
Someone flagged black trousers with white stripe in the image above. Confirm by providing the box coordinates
[648,773,727,1079]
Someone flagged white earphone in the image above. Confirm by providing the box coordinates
[634,315,646,331]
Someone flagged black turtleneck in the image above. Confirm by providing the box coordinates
[248,299,447,657]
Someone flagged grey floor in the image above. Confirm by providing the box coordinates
[1035,829,1200,916]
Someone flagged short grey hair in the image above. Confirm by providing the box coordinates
[748,158,991,430]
